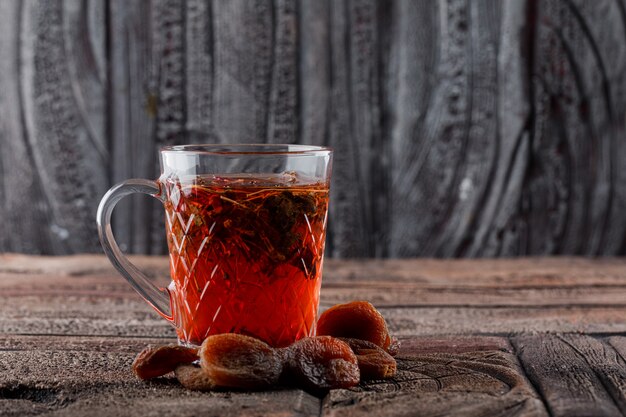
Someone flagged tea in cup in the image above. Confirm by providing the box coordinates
[97,145,333,347]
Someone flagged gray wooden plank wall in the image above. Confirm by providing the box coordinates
[0,0,625,258]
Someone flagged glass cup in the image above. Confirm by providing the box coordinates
[97,144,333,347]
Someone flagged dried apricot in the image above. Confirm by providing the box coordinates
[284,336,360,391]
[387,336,400,356]
[175,364,216,391]
[199,333,283,389]
[317,301,394,353]
[340,338,396,380]
[132,345,198,380]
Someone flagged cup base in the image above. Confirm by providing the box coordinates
[178,339,201,349]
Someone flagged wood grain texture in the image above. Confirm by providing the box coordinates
[608,336,626,362]
[558,334,626,413]
[0,255,624,415]
[0,335,321,417]
[323,339,548,417]
[0,1,53,254]
[109,0,188,255]
[0,334,550,417]
[2,1,626,256]
[0,0,107,254]
[512,334,626,417]
[1,255,624,338]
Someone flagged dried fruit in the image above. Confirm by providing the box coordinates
[387,336,400,356]
[199,333,283,389]
[133,300,401,392]
[340,338,397,380]
[317,301,394,353]
[284,336,360,391]
[132,345,198,380]
[175,364,216,391]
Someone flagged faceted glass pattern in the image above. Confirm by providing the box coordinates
[163,175,329,348]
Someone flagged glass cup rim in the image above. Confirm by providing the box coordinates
[161,143,333,156]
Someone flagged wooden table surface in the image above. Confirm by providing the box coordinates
[0,255,625,417]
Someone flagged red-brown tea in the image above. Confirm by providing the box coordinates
[163,172,329,347]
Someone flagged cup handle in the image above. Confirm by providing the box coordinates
[96,179,173,322]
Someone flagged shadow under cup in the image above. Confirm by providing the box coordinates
[97,144,333,348]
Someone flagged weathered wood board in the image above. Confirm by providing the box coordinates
[1,255,625,338]
[0,255,625,416]
[322,338,549,417]
[512,334,626,417]
[0,336,321,417]
[0,334,550,417]
[1,1,626,257]
[4,253,624,417]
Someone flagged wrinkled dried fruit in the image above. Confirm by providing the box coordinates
[317,301,394,353]
[134,300,401,392]
[175,364,216,391]
[284,336,360,391]
[340,338,397,380]
[387,336,400,356]
[132,345,198,380]
[199,333,283,389]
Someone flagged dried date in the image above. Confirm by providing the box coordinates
[132,345,198,380]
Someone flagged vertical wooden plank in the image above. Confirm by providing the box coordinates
[557,0,609,255]
[512,334,625,417]
[389,0,501,257]
[211,0,273,143]
[392,0,457,256]
[148,0,187,254]
[613,0,626,255]
[266,0,299,144]
[327,0,386,257]
[511,0,572,256]
[468,0,533,256]
[185,0,214,137]
[63,0,108,161]
[110,0,187,255]
[386,0,438,257]
[298,0,330,147]
[13,0,107,254]
[151,0,186,147]
[490,0,626,257]
[410,0,474,256]
[348,0,387,257]
[432,0,502,257]
[0,1,55,254]
[109,1,156,254]
[327,0,366,257]
[566,0,626,255]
